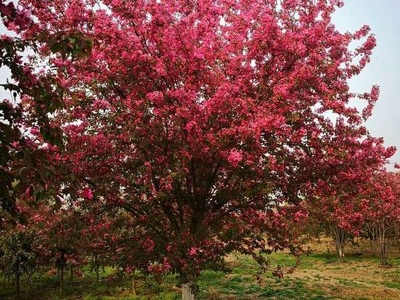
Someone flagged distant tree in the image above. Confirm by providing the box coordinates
[304,132,392,261]
[0,229,37,298]
[30,205,85,295]
[361,171,400,266]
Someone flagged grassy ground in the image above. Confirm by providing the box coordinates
[2,238,400,299]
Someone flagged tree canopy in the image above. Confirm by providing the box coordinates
[0,0,396,298]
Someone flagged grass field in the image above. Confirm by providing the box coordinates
[2,238,400,299]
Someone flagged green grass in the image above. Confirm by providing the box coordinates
[193,253,334,300]
[259,278,330,300]
[2,242,400,299]
[384,282,400,289]
[337,278,365,287]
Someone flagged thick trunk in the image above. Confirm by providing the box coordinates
[379,242,389,265]
[182,283,196,300]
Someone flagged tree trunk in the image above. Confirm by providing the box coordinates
[379,242,388,265]
[336,242,345,262]
[59,265,64,295]
[182,282,196,300]
[94,255,100,282]
[70,265,74,281]
[377,224,390,266]
[96,266,100,283]
[131,277,136,296]
[16,272,21,299]
[331,226,346,262]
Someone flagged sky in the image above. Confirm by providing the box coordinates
[1,0,399,167]
[332,0,400,168]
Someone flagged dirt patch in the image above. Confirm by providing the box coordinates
[286,237,400,299]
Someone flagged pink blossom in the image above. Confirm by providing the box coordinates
[142,237,155,252]
[81,188,93,200]
[227,149,243,167]
[155,60,167,76]
[146,91,164,106]
[30,127,40,135]
[188,247,197,256]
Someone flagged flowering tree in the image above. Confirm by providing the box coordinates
[15,0,394,298]
[0,228,37,298]
[23,204,85,295]
[304,132,393,261]
[361,171,400,266]
[0,0,69,227]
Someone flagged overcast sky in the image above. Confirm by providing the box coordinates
[332,0,400,168]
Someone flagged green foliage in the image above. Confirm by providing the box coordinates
[47,32,94,60]
[0,231,37,279]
